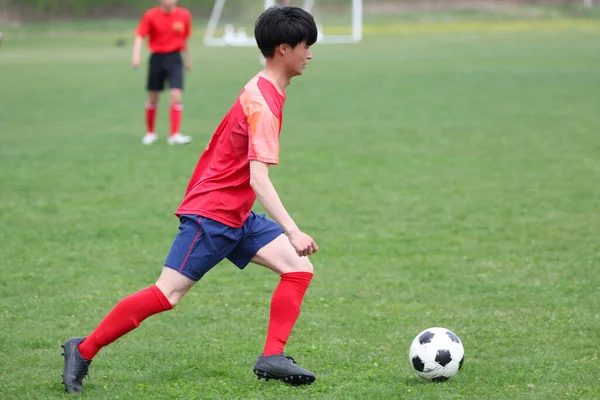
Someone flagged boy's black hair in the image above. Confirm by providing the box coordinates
[255,6,318,58]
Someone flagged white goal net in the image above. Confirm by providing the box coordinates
[203,0,362,47]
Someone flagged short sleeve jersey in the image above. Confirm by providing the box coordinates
[176,72,286,228]
[136,7,191,54]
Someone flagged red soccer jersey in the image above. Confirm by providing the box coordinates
[136,7,191,54]
[176,72,286,227]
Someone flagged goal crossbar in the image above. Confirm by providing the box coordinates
[203,0,363,47]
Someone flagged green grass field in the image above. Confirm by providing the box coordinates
[1,13,600,400]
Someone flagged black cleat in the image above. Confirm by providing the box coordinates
[61,337,91,394]
[253,353,316,386]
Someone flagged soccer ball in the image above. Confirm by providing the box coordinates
[409,327,464,382]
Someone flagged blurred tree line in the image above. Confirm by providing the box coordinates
[1,0,591,21]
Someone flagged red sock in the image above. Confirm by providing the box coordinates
[78,285,172,360]
[263,272,313,356]
[145,103,157,134]
[170,103,183,136]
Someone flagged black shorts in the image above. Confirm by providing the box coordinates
[147,52,184,92]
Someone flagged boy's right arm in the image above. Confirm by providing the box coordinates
[132,12,149,69]
[131,36,143,69]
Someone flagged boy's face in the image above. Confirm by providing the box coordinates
[160,0,178,9]
[281,41,312,77]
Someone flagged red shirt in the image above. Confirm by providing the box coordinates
[176,72,286,228]
[136,7,191,53]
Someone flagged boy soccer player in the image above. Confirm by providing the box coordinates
[133,0,192,145]
[61,6,319,394]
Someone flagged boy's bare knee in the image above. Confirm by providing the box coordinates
[155,267,196,306]
[147,92,159,105]
[169,90,182,104]
[291,256,313,274]
[155,284,185,307]
[168,295,182,307]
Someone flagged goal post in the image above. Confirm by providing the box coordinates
[203,0,363,47]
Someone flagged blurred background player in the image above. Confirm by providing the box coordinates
[132,0,192,145]
[61,6,319,394]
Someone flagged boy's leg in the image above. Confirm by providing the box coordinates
[62,215,230,394]
[168,89,185,138]
[250,234,316,385]
[77,269,194,360]
[142,53,165,145]
[166,53,191,145]
[227,213,316,385]
[251,234,313,356]
[143,91,160,144]
[62,272,192,394]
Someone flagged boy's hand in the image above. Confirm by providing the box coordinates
[288,230,318,257]
[132,56,140,69]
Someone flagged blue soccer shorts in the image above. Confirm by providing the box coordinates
[164,212,284,281]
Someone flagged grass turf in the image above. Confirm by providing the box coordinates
[1,14,599,400]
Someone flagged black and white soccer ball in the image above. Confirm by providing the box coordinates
[409,327,464,382]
